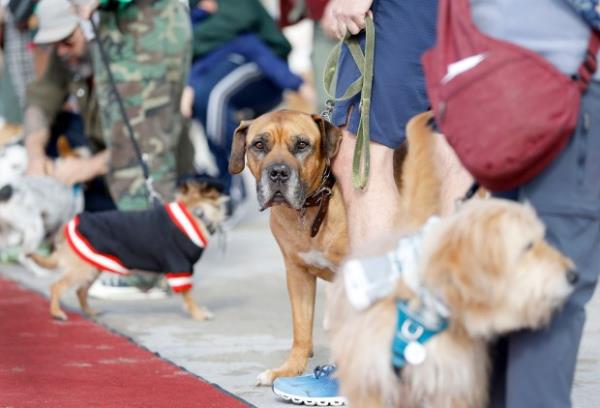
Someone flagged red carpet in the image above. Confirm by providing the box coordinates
[0,277,249,407]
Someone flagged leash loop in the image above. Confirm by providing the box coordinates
[323,16,375,190]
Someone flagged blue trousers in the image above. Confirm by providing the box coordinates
[491,81,600,408]
[190,56,283,194]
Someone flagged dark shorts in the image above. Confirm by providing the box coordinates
[331,0,438,149]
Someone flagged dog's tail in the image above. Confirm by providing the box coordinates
[400,111,442,228]
[29,252,59,270]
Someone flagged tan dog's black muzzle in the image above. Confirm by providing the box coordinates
[268,163,291,184]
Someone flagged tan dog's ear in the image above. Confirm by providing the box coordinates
[312,114,343,160]
[229,120,252,174]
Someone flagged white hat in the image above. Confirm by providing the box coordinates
[33,0,79,44]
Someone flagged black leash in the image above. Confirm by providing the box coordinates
[86,15,163,207]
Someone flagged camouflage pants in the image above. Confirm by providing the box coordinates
[93,0,192,210]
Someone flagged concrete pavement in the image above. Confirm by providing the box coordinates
[1,206,599,407]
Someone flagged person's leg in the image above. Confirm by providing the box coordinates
[332,133,400,251]
[190,58,250,193]
[93,0,191,210]
[192,59,282,194]
[496,81,600,408]
[501,214,600,408]
[226,74,283,210]
[330,0,438,250]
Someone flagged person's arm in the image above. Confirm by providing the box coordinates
[50,149,110,185]
[24,51,70,176]
[24,106,54,176]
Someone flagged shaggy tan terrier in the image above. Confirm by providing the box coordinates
[329,199,576,408]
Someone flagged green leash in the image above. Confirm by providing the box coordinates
[323,16,375,190]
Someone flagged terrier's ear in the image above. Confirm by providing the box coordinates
[312,114,343,160]
[229,120,252,174]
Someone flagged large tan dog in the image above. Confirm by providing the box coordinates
[329,199,576,407]
[229,110,445,385]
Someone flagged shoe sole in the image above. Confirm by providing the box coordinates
[273,387,347,406]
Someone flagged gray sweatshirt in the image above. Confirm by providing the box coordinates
[470,0,600,80]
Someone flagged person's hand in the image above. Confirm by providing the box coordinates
[25,155,54,177]
[320,1,339,40]
[180,86,195,119]
[329,0,374,39]
[198,0,218,13]
[49,151,109,185]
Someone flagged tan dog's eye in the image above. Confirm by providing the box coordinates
[524,241,534,252]
[253,141,265,151]
[296,141,309,151]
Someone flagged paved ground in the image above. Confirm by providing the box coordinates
[1,204,599,407]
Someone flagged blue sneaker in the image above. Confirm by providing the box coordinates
[272,364,347,406]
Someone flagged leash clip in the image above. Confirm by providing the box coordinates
[145,177,164,206]
[321,99,335,122]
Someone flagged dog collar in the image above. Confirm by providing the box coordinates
[392,300,448,369]
[301,167,336,238]
[390,217,450,319]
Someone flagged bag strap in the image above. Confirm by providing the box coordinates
[576,30,600,92]
[323,16,375,190]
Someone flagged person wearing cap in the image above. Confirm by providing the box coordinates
[24,0,110,189]
[26,0,193,210]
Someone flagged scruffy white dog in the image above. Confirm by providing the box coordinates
[329,199,576,408]
[0,143,28,181]
[0,175,81,275]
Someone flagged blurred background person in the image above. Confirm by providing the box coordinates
[0,0,36,142]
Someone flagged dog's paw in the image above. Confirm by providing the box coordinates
[256,369,276,386]
[51,310,68,321]
[202,309,215,320]
[189,307,214,321]
[83,309,103,319]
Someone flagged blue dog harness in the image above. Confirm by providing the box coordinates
[388,217,450,370]
[392,300,448,369]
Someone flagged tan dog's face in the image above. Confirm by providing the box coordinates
[229,110,342,210]
[176,181,228,226]
[426,199,575,338]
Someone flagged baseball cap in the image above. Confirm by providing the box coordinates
[33,0,79,44]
